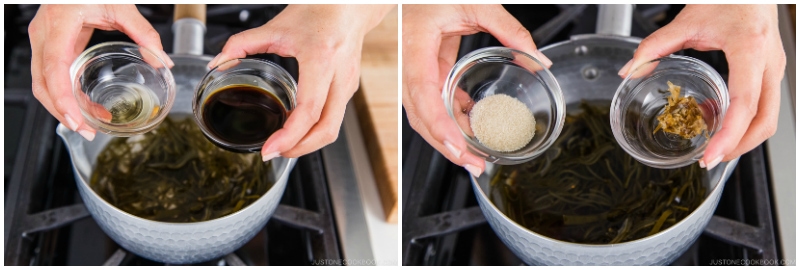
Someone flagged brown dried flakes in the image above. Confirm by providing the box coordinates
[653,81,709,139]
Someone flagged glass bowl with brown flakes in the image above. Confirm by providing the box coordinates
[610,55,729,169]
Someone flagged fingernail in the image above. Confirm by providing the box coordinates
[706,155,724,171]
[464,164,482,178]
[536,51,553,67]
[78,129,95,141]
[162,50,175,67]
[208,55,221,69]
[619,59,633,77]
[444,140,462,159]
[64,114,79,131]
[698,159,706,168]
[262,151,279,162]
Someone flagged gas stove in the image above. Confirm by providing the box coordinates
[4,4,357,265]
[402,4,788,266]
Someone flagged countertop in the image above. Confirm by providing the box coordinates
[322,5,399,266]
[768,4,795,264]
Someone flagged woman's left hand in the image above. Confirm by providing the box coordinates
[209,5,393,161]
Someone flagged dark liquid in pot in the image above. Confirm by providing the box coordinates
[489,101,707,244]
[90,116,274,222]
[202,84,286,149]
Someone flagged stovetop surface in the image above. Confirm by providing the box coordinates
[401,4,781,266]
[5,4,344,266]
[3,3,787,266]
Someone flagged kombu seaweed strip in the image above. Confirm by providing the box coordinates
[89,117,276,223]
[490,101,706,244]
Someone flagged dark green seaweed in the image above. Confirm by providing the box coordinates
[490,101,705,244]
[90,116,275,223]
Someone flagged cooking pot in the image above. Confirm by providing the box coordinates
[470,4,739,265]
[56,5,296,264]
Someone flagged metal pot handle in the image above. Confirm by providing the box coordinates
[596,4,632,37]
[172,4,206,56]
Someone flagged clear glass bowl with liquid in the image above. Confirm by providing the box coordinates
[443,47,565,165]
[70,42,176,136]
[193,58,297,153]
[610,55,729,169]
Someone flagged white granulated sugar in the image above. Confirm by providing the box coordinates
[469,94,536,152]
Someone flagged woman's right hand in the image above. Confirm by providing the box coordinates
[402,4,551,177]
[29,4,172,141]
[618,5,786,170]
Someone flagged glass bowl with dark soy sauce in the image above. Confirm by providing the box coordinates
[193,58,297,153]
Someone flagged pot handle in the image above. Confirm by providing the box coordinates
[174,4,206,24]
[172,4,206,56]
[596,4,632,37]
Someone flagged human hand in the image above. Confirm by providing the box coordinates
[29,4,172,141]
[402,4,552,177]
[618,5,786,170]
[208,5,392,161]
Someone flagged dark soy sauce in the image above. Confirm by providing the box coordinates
[202,84,286,151]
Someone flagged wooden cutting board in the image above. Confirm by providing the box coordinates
[354,6,398,223]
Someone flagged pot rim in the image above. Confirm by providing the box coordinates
[56,123,296,227]
[538,34,643,53]
[471,158,738,248]
[474,33,737,248]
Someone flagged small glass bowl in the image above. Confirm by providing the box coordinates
[443,47,565,165]
[193,58,297,153]
[70,42,176,136]
[610,55,729,169]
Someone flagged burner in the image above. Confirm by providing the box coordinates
[402,4,780,266]
[402,132,779,265]
[5,138,342,265]
[4,5,344,265]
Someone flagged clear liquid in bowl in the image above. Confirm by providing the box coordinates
[90,81,160,126]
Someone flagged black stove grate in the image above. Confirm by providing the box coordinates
[402,132,779,265]
[402,4,780,266]
[4,120,343,265]
[4,4,343,265]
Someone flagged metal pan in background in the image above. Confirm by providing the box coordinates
[471,4,739,265]
[56,4,296,264]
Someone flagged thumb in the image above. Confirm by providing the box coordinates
[619,22,693,77]
[208,26,282,68]
[470,5,552,67]
[109,5,174,67]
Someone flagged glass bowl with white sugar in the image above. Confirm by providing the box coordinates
[443,47,566,165]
